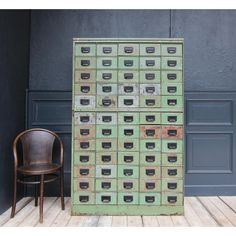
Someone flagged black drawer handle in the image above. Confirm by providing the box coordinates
[146,47,155,53]
[146,115,155,122]
[102,169,111,176]
[102,86,112,93]
[124,86,134,93]
[80,168,89,176]
[101,196,111,203]
[102,73,112,80]
[146,155,155,163]
[167,60,177,67]
[167,47,176,54]
[81,86,90,93]
[124,99,133,106]
[146,169,155,176]
[124,142,133,149]
[124,129,133,136]
[80,99,90,106]
[168,156,177,163]
[124,155,133,163]
[79,182,89,189]
[168,130,177,136]
[124,182,133,189]
[80,142,89,149]
[102,182,111,189]
[167,73,177,80]
[168,143,177,150]
[79,196,89,203]
[102,129,112,136]
[145,73,155,80]
[146,99,155,106]
[124,116,133,122]
[80,129,89,136]
[146,129,155,137]
[168,169,177,176]
[168,196,177,203]
[167,86,177,93]
[80,116,89,123]
[146,142,155,149]
[167,99,177,106]
[146,182,155,190]
[168,183,177,190]
[124,196,133,203]
[81,47,90,53]
[168,116,177,122]
[102,142,111,149]
[80,155,89,163]
[102,60,112,66]
[124,47,133,53]
[146,60,155,67]
[101,155,111,163]
[102,116,112,123]
[124,169,133,176]
[102,99,111,106]
[103,47,112,54]
[145,196,155,203]
[146,87,155,94]
[124,73,133,80]
[124,60,133,67]
[81,60,90,66]
[81,73,90,80]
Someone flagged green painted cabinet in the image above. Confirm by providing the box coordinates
[72,38,184,215]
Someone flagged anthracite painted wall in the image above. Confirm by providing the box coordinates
[0,10,30,214]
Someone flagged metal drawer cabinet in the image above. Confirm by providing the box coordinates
[117,179,139,192]
[74,83,96,96]
[161,71,183,83]
[140,166,161,179]
[118,152,140,165]
[140,57,160,70]
[140,71,160,83]
[162,153,183,166]
[140,139,161,152]
[139,193,161,205]
[96,125,118,139]
[118,96,139,108]
[118,84,139,95]
[96,165,117,178]
[74,96,96,110]
[74,192,95,205]
[97,83,118,96]
[96,139,117,152]
[74,165,95,178]
[96,70,118,83]
[75,57,96,69]
[161,57,183,70]
[118,125,139,139]
[118,112,139,125]
[118,165,139,178]
[140,179,161,192]
[140,84,160,96]
[96,112,117,125]
[118,44,139,56]
[162,140,183,153]
[96,152,117,165]
[74,70,96,83]
[162,166,183,178]
[118,192,139,204]
[74,151,95,165]
[161,83,183,96]
[96,178,117,192]
[96,192,117,204]
[75,43,96,57]
[161,126,183,139]
[97,44,118,56]
[74,112,96,125]
[161,193,183,206]
[140,125,161,139]
[161,112,183,125]
[97,95,117,108]
[161,179,183,192]
[140,152,161,166]
[118,57,139,69]
[140,44,161,56]
[74,178,95,192]
[74,124,96,139]
[74,139,96,152]
[161,96,183,109]
[161,44,182,57]
[97,57,118,69]
[140,96,161,108]
[118,139,139,152]
[139,112,161,125]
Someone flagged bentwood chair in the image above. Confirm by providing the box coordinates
[10,128,65,223]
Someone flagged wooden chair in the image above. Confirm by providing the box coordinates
[10,128,65,223]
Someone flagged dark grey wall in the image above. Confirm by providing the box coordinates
[0,10,30,214]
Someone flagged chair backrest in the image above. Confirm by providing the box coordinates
[13,128,63,167]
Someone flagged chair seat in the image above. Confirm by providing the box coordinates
[17,163,61,175]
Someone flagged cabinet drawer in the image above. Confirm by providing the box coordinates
[117,179,139,192]
[96,152,117,165]
[162,166,183,178]
[161,112,183,125]
[74,178,95,192]
[140,152,161,166]
[161,44,182,56]
[74,83,96,96]
[74,112,96,125]
[96,70,118,83]
[118,192,139,205]
[140,179,161,192]
[75,57,96,69]
[161,96,183,109]
[139,112,161,125]
[118,84,139,95]
[74,151,95,165]
[74,192,95,205]
[96,139,117,151]
[162,179,183,192]
[118,139,139,152]
[140,84,160,96]
[162,140,183,153]
[118,57,139,69]
[140,57,161,70]
[162,153,183,166]
[118,112,139,125]
[96,165,117,178]
[139,193,161,205]
[140,71,160,83]
[118,165,139,178]
[161,83,183,96]
[140,125,161,139]
[96,192,117,205]
[162,57,183,70]
[74,139,96,151]
[140,44,161,56]
[161,193,183,206]
[140,96,161,108]
[161,71,183,83]
[75,43,96,56]
[140,139,161,152]
[74,165,95,178]
[118,44,139,56]
[97,57,118,69]
[118,152,139,165]
[74,70,96,83]
[162,126,183,139]
[74,124,96,139]
[74,96,95,109]
[96,112,117,125]
[118,125,139,139]
[96,125,117,138]
[118,96,139,108]
[97,95,117,108]
[96,178,117,192]
[97,44,118,56]
[97,83,117,95]
[118,71,139,83]
[140,166,161,179]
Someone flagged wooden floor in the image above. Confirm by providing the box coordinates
[1,197,236,227]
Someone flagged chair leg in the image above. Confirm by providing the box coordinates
[39,174,44,223]
[60,168,65,210]
[10,171,17,218]
[35,176,38,207]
